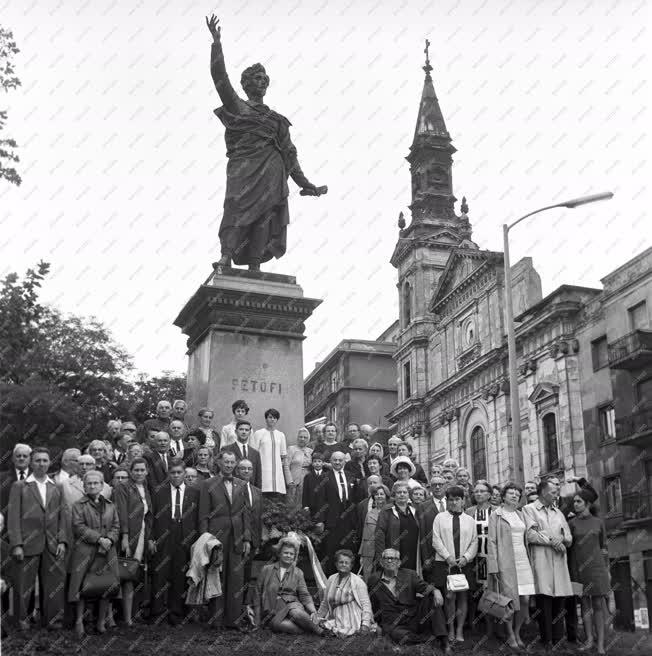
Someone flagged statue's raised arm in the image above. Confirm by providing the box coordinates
[205,15,240,114]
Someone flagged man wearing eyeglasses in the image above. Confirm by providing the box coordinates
[368,548,450,655]
[419,475,447,585]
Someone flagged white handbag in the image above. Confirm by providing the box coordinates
[446,570,469,592]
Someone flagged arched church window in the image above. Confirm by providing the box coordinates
[470,426,487,481]
[402,282,412,327]
[542,412,560,472]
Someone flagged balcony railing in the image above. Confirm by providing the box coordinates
[622,491,652,523]
[615,408,652,446]
[608,329,652,369]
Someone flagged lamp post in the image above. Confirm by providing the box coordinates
[503,192,613,480]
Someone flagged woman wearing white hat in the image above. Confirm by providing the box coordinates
[389,456,421,490]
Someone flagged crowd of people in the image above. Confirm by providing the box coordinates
[0,399,613,655]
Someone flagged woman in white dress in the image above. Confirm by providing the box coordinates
[286,427,313,507]
[487,483,535,649]
[251,408,292,499]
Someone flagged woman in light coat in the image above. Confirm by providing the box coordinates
[487,483,536,648]
[432,485,478,643]
[522,479,573,647]
[68,471,120,637]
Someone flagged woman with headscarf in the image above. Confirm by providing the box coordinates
[253,535,324,634]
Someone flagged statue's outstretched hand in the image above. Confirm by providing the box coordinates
[299,184,328,197]
[205,14,221,43]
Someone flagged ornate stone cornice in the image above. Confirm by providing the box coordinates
[174,281,322,352]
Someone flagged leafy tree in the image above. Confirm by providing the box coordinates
[131,371,187,423]
[0,26,21,186]
[0,262,186,455]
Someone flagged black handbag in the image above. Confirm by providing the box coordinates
[81,552,120,599]
[117,556,141,582]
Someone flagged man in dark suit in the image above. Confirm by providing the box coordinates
[368,548,449,654]
[419,474,446,582]
[199,450,252,628]
[301,451,329,522]
[150,458,199,625]
[144,431,173,493]
[0,444,32,519]
[236,458,263,607]
[321,451,361,576]
[221,420,262,489]
[7,447,67,630]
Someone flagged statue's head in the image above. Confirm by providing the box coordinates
[241,63,269,101]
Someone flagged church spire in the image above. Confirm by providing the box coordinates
[413,39,450,143]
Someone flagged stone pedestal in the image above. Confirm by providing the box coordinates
[174,267,322,441]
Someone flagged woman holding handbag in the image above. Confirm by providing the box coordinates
[113,457,154,626]
[68,470,121,637]
[486,483,535,649]
[432,485,478,644]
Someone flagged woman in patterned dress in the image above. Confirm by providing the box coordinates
[466,480,494,633]
[317,550,375,636]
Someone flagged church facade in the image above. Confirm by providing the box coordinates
[388,52,595,489]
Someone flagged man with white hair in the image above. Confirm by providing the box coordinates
[359,424,375,440]
[143,400,172,436]
[383,435,402,472]
[104,419,122,443]
[1,444,33,517]
[171,399,188,424]
[53,448,81,486]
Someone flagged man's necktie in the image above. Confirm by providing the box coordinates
[19,470,25,481]
[243,444,247,459]
[174,487,181,521]
[174,440,182,455]
[439,500,445,513]
[338,472,347,502]
[247,483,252,507]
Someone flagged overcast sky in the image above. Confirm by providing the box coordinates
[2,0,648,379]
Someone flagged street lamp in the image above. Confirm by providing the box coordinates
[502,191,613,480]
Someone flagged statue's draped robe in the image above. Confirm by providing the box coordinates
[215,102,297,265]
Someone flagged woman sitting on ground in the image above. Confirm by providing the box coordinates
[253,536,324,635]
[317,549,375,636]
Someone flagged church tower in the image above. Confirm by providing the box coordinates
[389,40,476,440]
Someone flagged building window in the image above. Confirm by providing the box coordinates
[330,371,338,393]
[604,476,622,516]
[402,282,412,327]
[470,426,487,481]
[598,405,616,441]
[636,377,652,407]
[591,336,609,371]
[629,301,648,330]
[542,412,560,472]
[330,405,337,422]
[403,361,412,399]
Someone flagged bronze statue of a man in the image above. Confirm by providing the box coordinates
[206,16,327,272]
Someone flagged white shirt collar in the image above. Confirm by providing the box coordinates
[25,473,54,485]
[171,482,186,493]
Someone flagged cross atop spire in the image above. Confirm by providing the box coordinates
[423,39,433,79]
[412,39,449,141]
